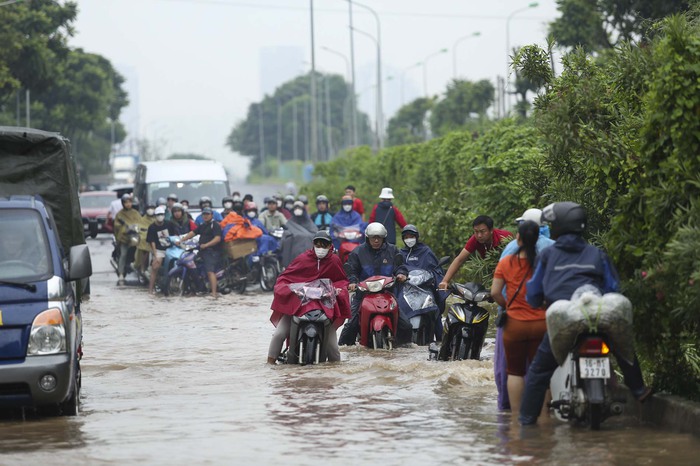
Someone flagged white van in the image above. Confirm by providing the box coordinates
[134,159,230,215]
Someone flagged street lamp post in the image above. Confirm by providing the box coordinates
[452,31,481,79]
[350,1,383,149]
[351,26,382,151]
[347,1,358,147]
[309,0,319,163]
[422,48,448,98]
[321,45,352,151]
[505,2,539,114]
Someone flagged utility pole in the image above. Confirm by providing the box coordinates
[309,0,319,163]
[348,1,358,146]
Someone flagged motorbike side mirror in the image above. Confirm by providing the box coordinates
[437,256,451,268]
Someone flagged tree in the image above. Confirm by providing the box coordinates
[385,97,434,146]
[549,0,691,52]
[226,72,371,175]
[0,2,129,177]
[429,79,494,136]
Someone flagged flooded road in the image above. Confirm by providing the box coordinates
[1,238,699,464]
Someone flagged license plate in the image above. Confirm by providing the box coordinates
[579,357,611,379]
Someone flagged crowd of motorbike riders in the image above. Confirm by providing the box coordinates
[108,184,653,425]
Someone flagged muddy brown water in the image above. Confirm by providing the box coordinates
[1,237,699,465]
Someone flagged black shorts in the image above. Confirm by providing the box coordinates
[200,249,221,273]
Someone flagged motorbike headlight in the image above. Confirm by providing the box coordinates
[365,279,385,293]
[27,308,66,355]
[475,291,490,302]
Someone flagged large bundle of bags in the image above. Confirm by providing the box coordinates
[546,285,635,365]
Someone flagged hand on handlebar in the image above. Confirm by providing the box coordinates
[348,283,357,292]
[396,274,407,283]
[437,281,449,291]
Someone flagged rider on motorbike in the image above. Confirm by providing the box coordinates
[311,195,334,231]
[170,202,196,235]
[195,196,224,225]
[147,206,177,294]
[518,202,652,425]
[177,207,223,299]
[330,195,364,250]
[221,196,235,217]
[398,224,447,339]
[267,231,351,364]
[338,222,410,346]
[114,194,143,285]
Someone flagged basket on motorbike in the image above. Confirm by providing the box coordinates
[224,238,258,259]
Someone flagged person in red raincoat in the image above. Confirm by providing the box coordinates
[267,231,351,364]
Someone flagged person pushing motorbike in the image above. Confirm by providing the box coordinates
[114,193,143,285]
[338,222,410,346]
[177,206,223,299]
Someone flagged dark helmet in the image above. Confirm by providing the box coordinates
[298,194,309,205]
[167,193,178,201]
[146,200,157,209]
[120,193,132,207]
[222,196,234,207]
[199,196,212,208]
[283,194,295,202]
[316,195,329,204]
[156,197,167,207]
[313,230,332,244]
[401,224,419,240]
[542,202,586,239]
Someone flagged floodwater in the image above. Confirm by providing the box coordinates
[1,237,699,465]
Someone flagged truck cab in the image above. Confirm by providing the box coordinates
[0,127,92,415]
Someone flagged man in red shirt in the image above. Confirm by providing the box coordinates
[438,215,513,290]
[345,185,365,221]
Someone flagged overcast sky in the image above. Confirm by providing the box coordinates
[71,0,561,178]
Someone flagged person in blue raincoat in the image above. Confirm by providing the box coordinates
[397,224,447,341]
[330,195,365,250]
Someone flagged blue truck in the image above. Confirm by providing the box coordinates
[0,127,92,415]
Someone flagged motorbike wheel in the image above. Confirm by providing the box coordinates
[259,262,278,291]
[588,403,603,430]
[168,275,184,296]
[303,337,317,365]
[458,338,470,360]
[415,318,434,346]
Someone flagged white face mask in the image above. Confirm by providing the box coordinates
[223,202,233,209]
[246,211,256,218]
[146,208,155,216]
[314,247,330,259]
[293,208,304,216]
[155,214,165,223]
[342,204,352,212]
[182,205,188,212]
[285,203,294,210]
[404,238,417,248]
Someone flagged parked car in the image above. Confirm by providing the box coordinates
[80,190,116,237]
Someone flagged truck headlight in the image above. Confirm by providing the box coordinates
[27,308,66,355]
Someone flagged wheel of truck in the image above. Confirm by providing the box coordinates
[60,362,81,416]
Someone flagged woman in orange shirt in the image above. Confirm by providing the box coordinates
[491,220,546,416]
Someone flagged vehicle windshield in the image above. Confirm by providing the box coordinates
[0,209,52,282]
[147,181,228,208]
[79,194,114,208]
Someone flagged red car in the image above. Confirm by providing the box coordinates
[80,190,116,237]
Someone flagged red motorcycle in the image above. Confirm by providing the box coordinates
[336,225,363,263]
[357,275,399,349]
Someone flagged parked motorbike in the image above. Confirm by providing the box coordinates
[434,282,491,361]
[335,224,363,263]
[549,333,626,430]
[248,250,280,291]
[278,279,336,365]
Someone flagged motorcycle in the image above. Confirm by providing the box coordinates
[109,223,141,278]
[355,274,400,350]
[549,333,625,430]
[248,249,280,291]
[399,257,450,346]
[335,224,363,263]
[167,236,243,295]
[434,282,491,361]
[278,279,336,365]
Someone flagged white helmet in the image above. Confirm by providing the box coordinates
[155,206,166,216]
[365,222,387,238]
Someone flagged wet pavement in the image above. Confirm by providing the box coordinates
[1,237,699,465]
